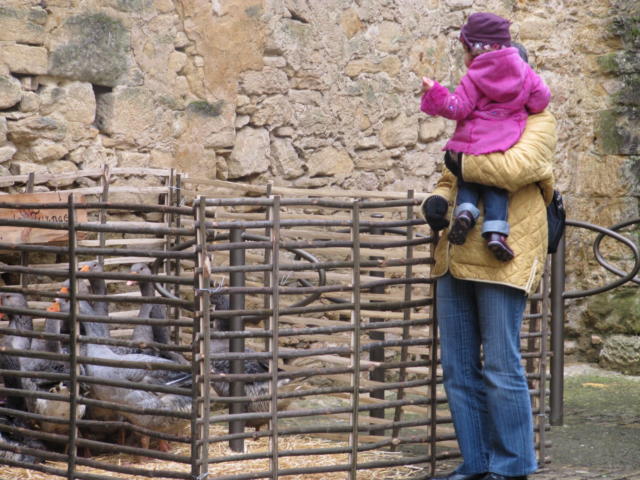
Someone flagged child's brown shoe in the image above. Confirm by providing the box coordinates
[447,211,475,245]
[487,233,514,261]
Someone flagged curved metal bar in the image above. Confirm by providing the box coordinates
[563,220,640,299]
[151,237,198,303]
[241,232,326,310]
[592,218,640,285]
[375,226,432,242]
[151,232,327,311]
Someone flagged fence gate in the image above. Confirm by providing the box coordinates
[0,168,554,480]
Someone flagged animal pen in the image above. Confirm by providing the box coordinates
[0,167,553,480]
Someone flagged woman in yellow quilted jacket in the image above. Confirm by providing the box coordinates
[419,107,557,480]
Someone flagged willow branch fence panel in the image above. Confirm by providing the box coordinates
[0,167,551,480]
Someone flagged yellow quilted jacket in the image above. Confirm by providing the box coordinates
[424,110,557,295]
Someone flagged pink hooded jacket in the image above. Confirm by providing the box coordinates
[420,47,551,155]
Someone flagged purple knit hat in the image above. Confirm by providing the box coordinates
[460,12,511,47]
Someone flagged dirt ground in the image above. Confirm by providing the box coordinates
[545,363,640,471]
[423,363,640,480]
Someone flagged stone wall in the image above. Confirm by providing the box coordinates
[0,0,638,366]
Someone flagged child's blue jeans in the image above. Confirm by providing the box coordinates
[455,179,510,236]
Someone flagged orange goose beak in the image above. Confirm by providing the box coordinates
[47,302,61,313]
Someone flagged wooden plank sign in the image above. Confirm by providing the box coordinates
[0,192,87,245]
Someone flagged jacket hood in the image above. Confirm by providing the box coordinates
[467,47,527,103]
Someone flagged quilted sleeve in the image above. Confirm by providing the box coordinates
[460,110,557,193]
[430,168,457,203]
[420,77,480,121]
[526,67,551,114]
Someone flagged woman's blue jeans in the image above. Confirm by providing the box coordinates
[436,273,537,476]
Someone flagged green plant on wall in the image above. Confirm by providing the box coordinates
[596,3,639,157]
[187,100,224,117]
[583,1,640,368]
[49,13,130,87]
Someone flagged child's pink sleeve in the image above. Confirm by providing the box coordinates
[420,78,478,121]
[526,69,551,114]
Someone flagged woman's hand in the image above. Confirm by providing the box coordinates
[421,195,449,231]
[422,76,435,92]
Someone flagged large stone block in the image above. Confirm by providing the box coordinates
[185,100,236,149]
[39,82,96,125]
[381,113,419,148]
[251,95,294,127]
[0,75,22,109]
[408,36,450,81]
[48,13,130,87]
[596,108,639,155]
[47,160,78,187]
[342,171,379,191]
[354,150,395,172]
[307,146,353,178]
[8,160,48,176]
[169,100,234,179]
[373,21,404,54]
[600,335,640,375]
[345,56,401,78]
[68,143,117,170]
[0,144,17,163]
[0,44,48,75]
[340,8,363,39]
[95,86,173,148]
[271,137,303,179]
[584,286,640,335]
[30,140,69,163]
[7,115,67,144]
[240,67,289,96]
[573,153,632,197]
[20,92,41,113]
[418,117,447,143]
[228,127,270,179]
[0,6,47,45]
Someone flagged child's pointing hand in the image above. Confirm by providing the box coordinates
[422,76,435,92]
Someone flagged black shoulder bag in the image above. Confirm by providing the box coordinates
[547,189,566,254]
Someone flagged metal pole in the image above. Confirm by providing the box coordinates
[538,257,551,464]
[172,173,183,345]
[263,183,273,353]
[193,197,211,478]
[526,294,540,388]
[98,165,110,267]
[550,234,566,426]
[164,169,174,291]
[348,200,362,480]
[229,227,246,452]
[391,190,415,447]
[66,195,80,480]
[269,195,280,480]
[19,173,35,288]
[429,231,439,476]
[368,213,385,435]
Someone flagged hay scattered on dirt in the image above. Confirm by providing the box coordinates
[0,425,426,480]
